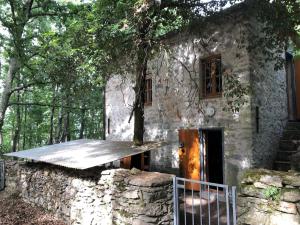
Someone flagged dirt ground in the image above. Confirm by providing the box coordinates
[0,192,66,225]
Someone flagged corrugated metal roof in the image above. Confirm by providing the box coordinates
[4,139,163,170]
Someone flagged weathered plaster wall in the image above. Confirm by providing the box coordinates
[5,161,173,225]
[238,169,300,225]
[106,76,135,141]
[106,15,288,185]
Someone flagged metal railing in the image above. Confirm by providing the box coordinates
[173,177,237,225]
[0,160,4,191]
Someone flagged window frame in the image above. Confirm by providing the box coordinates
[201,55,222,98]
[144,76,152,106]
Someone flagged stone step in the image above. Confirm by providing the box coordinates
[274,161,291,171]
[279,140,300,151]
[274,122,300,171]
[276,150,297,161]
[282,130,300,140]
[286,121,300,130]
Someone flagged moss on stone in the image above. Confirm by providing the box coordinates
[280,188,300,202]
[117,209,131,218]
[281,188,300,193]
[242,169,269,184]
[240,184,264,199]
[257,201,277,213]
[115,181,126,191]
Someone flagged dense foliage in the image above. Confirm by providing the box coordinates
[0,0,299,153]
[0,0,105,154]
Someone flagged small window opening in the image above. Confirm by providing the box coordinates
[144,77,152,105]
[202,55,222,98]
[256,106,259,133]
[107,118,110,134]
[121,152,150,171]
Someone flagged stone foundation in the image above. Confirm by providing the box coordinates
[4,160,173,225]
[238,169,300,225]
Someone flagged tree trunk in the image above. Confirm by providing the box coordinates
[133,44,148,146]
[12,90,21,152]
[65,112,71,141]
[79,108,85,139]
[61,95,71,142]
[22,104,27,150]
[28,126,32,147]
[0,58,19,147]
[55,102,64,143]
[48,85,57,145]
[48,104,55,145]
[102,87,106,140]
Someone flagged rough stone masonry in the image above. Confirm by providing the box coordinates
[4,161,174,225]
[238,169,300,225]
[105,6,288,186]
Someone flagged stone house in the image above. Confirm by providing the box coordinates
[105,4,293,186]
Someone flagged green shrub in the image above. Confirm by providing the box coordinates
[263,186,281,201]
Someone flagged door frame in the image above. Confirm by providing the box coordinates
[199,127,225,184]
[285,52,297,120]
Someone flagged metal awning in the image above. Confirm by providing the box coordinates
[4,139,163,170]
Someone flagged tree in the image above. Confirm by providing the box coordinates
[90,0,300,146]
[90,0,186,145]
[0,1,105,153]
[0,0,73,147]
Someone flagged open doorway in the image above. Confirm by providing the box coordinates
[178,128,224,185]
[200,129,224,184]
[120,152,150,171]
[286,53,297,120]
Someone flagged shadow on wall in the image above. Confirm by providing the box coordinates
[226,161,240,187]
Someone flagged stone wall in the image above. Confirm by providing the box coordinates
[238,169,300,225]
[249,20,288,169]
[5,161,173,225]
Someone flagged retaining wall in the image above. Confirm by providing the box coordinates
[238,169,300,225]
[4,160,173,225]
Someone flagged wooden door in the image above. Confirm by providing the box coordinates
[120,156,131,169]
[178,129,201,190]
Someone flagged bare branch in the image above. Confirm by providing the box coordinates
[8,102,90,110]
[10,81,51,94]
[29,12,62,18]
[8,0,16,23]
[29,10,75,19]
[10,83,36,93]
[25,0,34,20]
[128,104,136,123]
